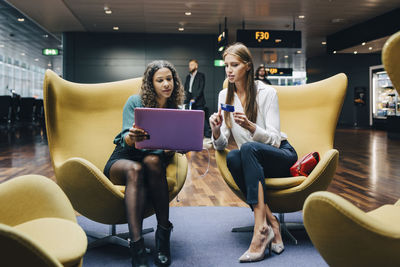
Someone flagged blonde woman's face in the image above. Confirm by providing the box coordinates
[153,67,174,101]
[224,54,249,83]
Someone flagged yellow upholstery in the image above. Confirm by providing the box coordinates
[0,175,87,267]
[302,31,400,267]
[43,70,187,226]
[303,191,400,267]
[382,30,400,94]
[216,74,347,212]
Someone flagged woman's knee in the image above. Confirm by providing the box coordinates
[143,155,162,168]
[240,142,258,155]
[125,162,144,184]
[227,150,241,171]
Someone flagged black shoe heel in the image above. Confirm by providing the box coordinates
[129,237,148,267]
[155,222,173,266]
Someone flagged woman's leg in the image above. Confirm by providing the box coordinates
[239,142,296,250]
[143,154,172,266]
[227,149,247,197]
[109,159,146,242]
[142,154,169,227]
[249,182,270,252]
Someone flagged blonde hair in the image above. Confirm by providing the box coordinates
[223,43,257,128]
[141,60,184,108]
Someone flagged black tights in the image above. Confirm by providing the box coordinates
[109,155,169,241]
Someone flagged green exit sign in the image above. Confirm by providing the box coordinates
[42,48,59,56]
[214,59,225,67]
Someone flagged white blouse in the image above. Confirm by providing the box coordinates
[213,80,287,150]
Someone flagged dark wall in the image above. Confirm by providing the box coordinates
[62,32,226,114]
[306,54,382,127]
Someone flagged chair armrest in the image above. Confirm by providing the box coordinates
[0,175,77,226]
[0,224,62,267]
[166,153,188,198]
[56,157,126,225]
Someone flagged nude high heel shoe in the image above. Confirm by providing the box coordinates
[238,226,275,263]
[271,215,285,255]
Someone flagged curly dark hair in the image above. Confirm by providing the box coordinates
[140,60,185,108]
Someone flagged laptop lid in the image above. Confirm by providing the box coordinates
[134,107,204,151]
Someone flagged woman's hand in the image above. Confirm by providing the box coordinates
[209,108,223,140]
[233,112,256,134]
[125,124,149,146]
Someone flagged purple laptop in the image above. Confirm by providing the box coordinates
[134,108,204,151]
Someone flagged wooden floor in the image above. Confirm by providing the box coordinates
[1,124,400,212]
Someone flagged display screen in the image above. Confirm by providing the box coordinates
[237,30,301,48]
[266,67,293,76]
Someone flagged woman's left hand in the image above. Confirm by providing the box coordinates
[233,112,256,134]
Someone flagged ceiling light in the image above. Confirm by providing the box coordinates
[362,42,366,46]
[20,53,25,56]
[298,15,305,19]
[284,55,288,58]
[296,50,302,54]
[0,44,4,48]
[321,41,327,45]
[333,51,337,54]
[17,18,25,22]
[271,60,275,63]
[113,26,119,30]
[275,39,282,43]
[369,47,373,50]
[34,58,39,61]
[43,34,48,38]
[178,27,184,31]
[354,51,358,54]
[105,10,112,14]
[185,12,191,16]
[48,63,52,67]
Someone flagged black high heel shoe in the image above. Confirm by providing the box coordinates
[155,221,173,266]
[129,237,148,267]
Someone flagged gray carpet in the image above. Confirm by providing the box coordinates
[78,207,327,267]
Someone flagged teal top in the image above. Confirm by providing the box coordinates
[113,94,163,154]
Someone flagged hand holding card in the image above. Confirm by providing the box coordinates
[221,103,235,112]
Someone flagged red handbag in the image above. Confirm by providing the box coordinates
[290,152,320,177]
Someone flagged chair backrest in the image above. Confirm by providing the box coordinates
[43,70,142,171]
[382,30,400,95]
[223,74,347,157]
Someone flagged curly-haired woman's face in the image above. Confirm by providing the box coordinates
[153,67,174,103]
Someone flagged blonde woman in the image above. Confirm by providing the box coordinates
[104,60,184,267]
[210,43,297,262]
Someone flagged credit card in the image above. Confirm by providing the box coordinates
[220,103,235,112]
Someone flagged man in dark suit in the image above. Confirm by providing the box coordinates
[184,59,211,138]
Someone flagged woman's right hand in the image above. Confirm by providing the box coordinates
[125,124,149,146]
[209,108,223,139]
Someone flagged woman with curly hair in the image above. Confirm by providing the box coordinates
[103,60,184,267]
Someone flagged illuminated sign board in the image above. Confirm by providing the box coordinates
[237,30,301,48]
[42,48,59,56]
[214,60,225,67]
[217,30,228,53]
[265,67,293,76]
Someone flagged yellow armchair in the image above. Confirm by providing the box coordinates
[43,70,188,248]
[303,30,400,267]
[303,191,400,267]
[215,74,347,241]
[0,175,87,267]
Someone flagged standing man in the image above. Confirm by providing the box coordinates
[184,59,211,138]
